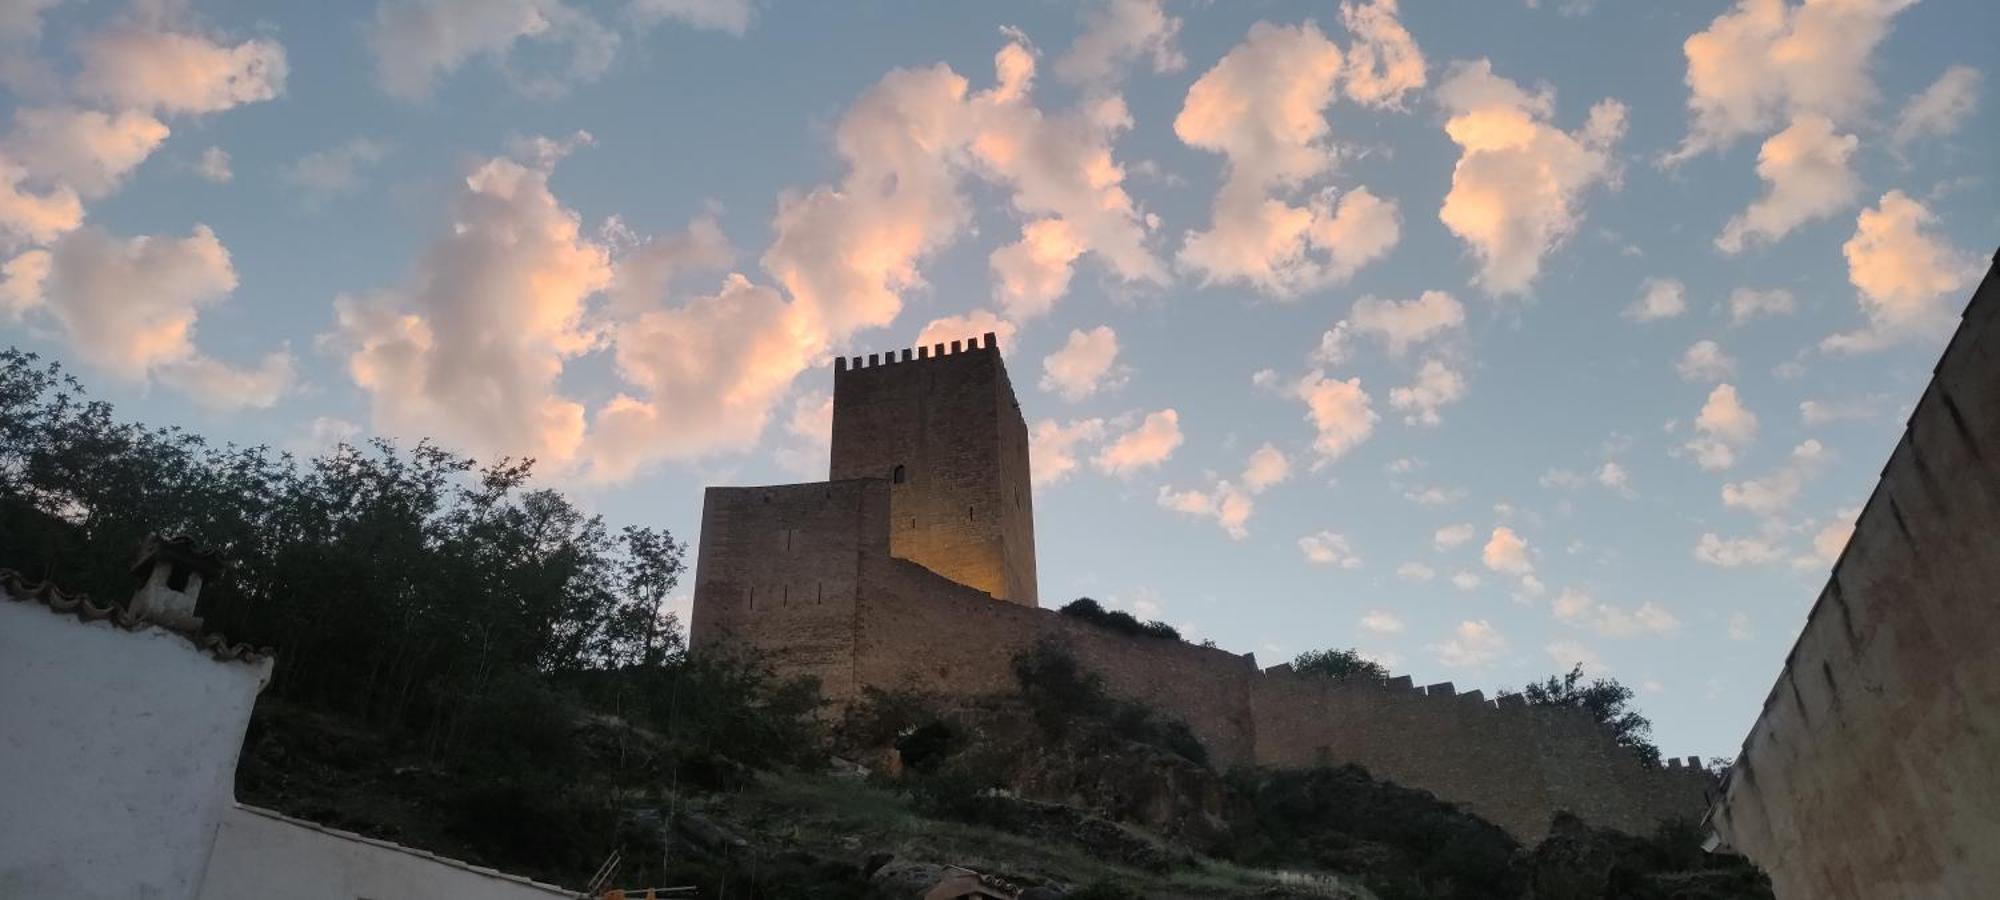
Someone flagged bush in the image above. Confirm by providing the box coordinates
[1521,664,1662,766]
[1012,639,1209,767]
[1292,647,1390,682]
[1058,597,1181,641]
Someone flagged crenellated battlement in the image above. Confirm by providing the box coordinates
[835,331,1000,373]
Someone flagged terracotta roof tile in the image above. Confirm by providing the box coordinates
[0,569,270,665]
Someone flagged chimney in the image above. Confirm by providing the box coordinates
[128,534,224,631]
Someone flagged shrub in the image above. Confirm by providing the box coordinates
[1013,639,1209,767]
[1292,648,1390,682]
[1521,664,1661,766]
[1058,597,1181,641]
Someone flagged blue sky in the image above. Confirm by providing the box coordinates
[1,0,1993,759]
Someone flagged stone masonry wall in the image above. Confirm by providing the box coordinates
[830,334,1038,606]
[687,478,890,702]
[1707,254,2000,898]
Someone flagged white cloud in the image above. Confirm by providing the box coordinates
[1716,114,1858,253]
[1434,523,1475,549]
[1402,484,1466,506]
[915,310,1017,353]
[772,389,833,477]
[1388,358,1466,426]
[76,24,286,114]
[1727,287,1797,324]
[627,0,756,35]
[368,0,617,100]
[1436,59,1625,294]
[1546,639,1607,676]
[1242,443,1292,492]
[1727,611,1755,641]
[1434,619,1506,668]
[1824,191,1979,353]
[1626,277,1686,321]
[0,163,83,249]
[284,138,390,205]
[196,146,231,183]
[1173,20,1410,294]
[1094,409,1182,475]
[11,224,292,408]
[1596,461,1631,494]
[1339,0,1427,109]
[1799,396,1882,426]
[1030,417,1107,487]
[331,150,609,471]
[1040,325,1122,401]
[1397,562,1436,582]
[1892,65,1981,150]
[1346,290,1465,356]
[1669,0,1916,160]
[1552,587,1681,637]
[1792,510,1856,570]
[1695,532,1783,567]
[1482,525,1532,575]
[1683,383,1758,470]
[1160,480,1254,539]
[0,0,62,41]
[1298,530,1362,568]
[1360,609,1405,634]
[1721,438,1828,518]
[1294,370,1378,463]
[2,107,169,199]
[1450,571,1483,591]
[1054,0,1183,88]
[1676,339,1735,382]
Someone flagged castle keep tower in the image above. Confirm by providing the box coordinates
[831,333,1038,606]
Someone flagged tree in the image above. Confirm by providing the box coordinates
[1292,648,1390,682]
[1522,664,1662,766]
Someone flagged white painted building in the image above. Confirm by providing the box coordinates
[0,537,578,900]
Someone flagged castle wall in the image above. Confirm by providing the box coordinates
[687,479,890,702]
[1250,669,1711,841]
[852,555,1261,767]
[831,334,1038,606]
[1707,256,2000,898]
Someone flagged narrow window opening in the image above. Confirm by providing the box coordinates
[967,506,975,520]
[783,584,790,607]
[165,564,192,592]
[892,464,907,484]
[747,586,754,611]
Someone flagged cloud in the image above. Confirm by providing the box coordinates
[1482,525,1532,575]
[1173,19,1412,294]
[1792,509,1856,570]
[1434,619,1505,668]
[1541,461,1634,498]
[1694,532,1783,567]
[1159,442,1291,538]
[1669,0,1916,160]
[329,150,610,470]
[1054,0,1183,88]
[1397,562,1436,582]
[75,23,286,114]
[284,137,390,205]
[1721,438,1828,518]
[1339,0,1427,109]
[0,162,83,248]
[915,310,1016,353]
[2,107,169,199]
[1450,571,1483,591]
[1030,417,1107,487]
[1892,65,1981,150]
[10,224,292,408]
[0,0,62,41]
[1360,609,1405,634]
[368,0,617,100]
[1389,358,1466,426]
[1299,530,1362,568]
[1727,611,1755,641]
[1242,443,1292,492]
[1402,484,1466,506]
[1546,639,1607,675]
[1294,370,1378,463]
[1716,115,1858,253]
[1160,481,1254,539]
[1683,383,1757,470]
[1625,278,1686,321]
[1552,587,1681,637]
[628,0,756,35]
[1345,290,1465,356]
[1094,409,1182,475]
[1436,59,1625,294]
[1676,339,1735,382]
[1824,191,1979,353]
[1727,287,1796,324]
[1434,523,1475,549]
[1799,396,1882,426]
[771,389,833,477]
[196,145,231,183]
[1040,324,1122,401]
[989,218,1084,320]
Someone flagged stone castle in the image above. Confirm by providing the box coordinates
[688,333,1711,841]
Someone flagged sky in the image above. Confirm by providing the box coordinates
[0,0,1994,759]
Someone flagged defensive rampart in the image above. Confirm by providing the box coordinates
[1706,252,2000,897]
[690,476,1712,841]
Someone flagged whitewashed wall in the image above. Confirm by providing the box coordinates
[198,805,576,900]
[0,599,271,900]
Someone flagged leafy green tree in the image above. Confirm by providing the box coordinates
[1522,663,1662,766]
[1292,647,1390,682]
